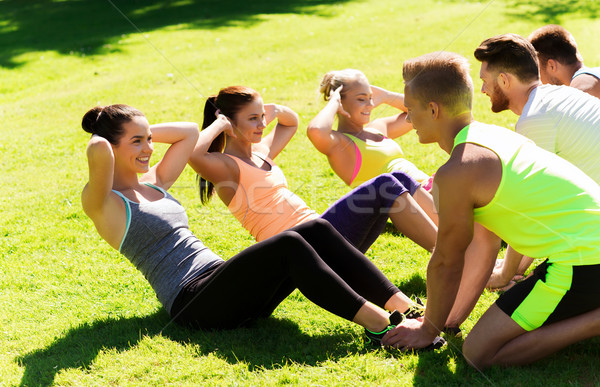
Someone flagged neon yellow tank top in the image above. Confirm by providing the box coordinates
[344,133,429,188]
[453,122,600,265]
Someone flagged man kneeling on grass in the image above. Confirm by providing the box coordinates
[381,51,600,369]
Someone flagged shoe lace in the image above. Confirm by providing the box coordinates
[404,297,425,319]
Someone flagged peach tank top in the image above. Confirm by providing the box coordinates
[226,153,318,241]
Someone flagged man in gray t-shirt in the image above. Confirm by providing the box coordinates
[528,24,600,99]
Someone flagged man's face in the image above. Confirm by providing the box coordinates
[404,86,436,144]
[479,62,510,113]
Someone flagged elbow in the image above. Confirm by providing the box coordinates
[187,123,200,141]
[306,126,323,148]
[306,124,321,141]
[190,127,200,143]
[288,114,299,135]
[290,110,300,128]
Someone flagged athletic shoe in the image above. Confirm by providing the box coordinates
[364,310,404,347]
[415,335,446,352]
[404,297,425,319]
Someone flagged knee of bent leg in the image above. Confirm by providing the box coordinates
[370,173,397,189]
[370,174,408,206]
[308,217,336,234]
[389,171,420,194]
[462,335,491,370]
[277,230,308,250]
[313,217,332,228]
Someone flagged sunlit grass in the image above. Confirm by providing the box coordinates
[1,0,599,385]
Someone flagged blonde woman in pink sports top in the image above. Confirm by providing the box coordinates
[308,69,434,190]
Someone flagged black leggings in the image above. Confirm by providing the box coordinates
[170,219,400,329]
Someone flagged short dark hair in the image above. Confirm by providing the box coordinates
[474,33,539,83]
[403,51,473,115]
[528,25,582,66]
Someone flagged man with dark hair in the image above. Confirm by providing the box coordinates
[529,25,600,98]
[474,33,600,183]
[382,50,600,369]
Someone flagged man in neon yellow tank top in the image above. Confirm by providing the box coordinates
[381,51,600,369]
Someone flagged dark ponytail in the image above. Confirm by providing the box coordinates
[81,104,145,144]
[198,96,225,204]
[198,86,259,204]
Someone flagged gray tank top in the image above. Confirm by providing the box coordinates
[113,183,222,313]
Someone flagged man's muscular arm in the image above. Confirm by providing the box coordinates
[383,143,500,349]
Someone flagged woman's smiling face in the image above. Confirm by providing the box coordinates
[340,76,375,126]
[114,115,154,173]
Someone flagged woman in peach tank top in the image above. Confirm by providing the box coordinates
[188,86,437,254]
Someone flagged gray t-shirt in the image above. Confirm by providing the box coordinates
[113,184,222,313]
[572,66,600,81]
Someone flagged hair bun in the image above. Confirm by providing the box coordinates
[319,71,337,99]
[81,106,103,134]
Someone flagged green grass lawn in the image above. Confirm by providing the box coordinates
[2,0,600,385]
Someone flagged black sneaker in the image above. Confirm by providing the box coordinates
[364,310,404,347]
[404,297,425,319]
[418,335,446,352]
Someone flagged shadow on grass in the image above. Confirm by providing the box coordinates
[397,272,427,297]
[413,336,600,385]
[440,0,600,23]
[0,0,355,68]
[410,334,512,386]
[412,339,471,386]
[383,222,402,236]
[505,0,600,23]
[16,310,356,386]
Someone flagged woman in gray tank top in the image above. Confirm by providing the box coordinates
[80,103,444,350]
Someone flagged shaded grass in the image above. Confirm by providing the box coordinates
[0,0,356,68]
[506,0,600,23]
[444,0,600,23]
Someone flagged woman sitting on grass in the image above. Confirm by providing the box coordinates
[80,103,445,350]
[188,86,437,258]
[307,69,433,190]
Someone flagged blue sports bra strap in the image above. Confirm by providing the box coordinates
[112,189,129,202]
[143,182,167,195]
[111,189,132,252]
